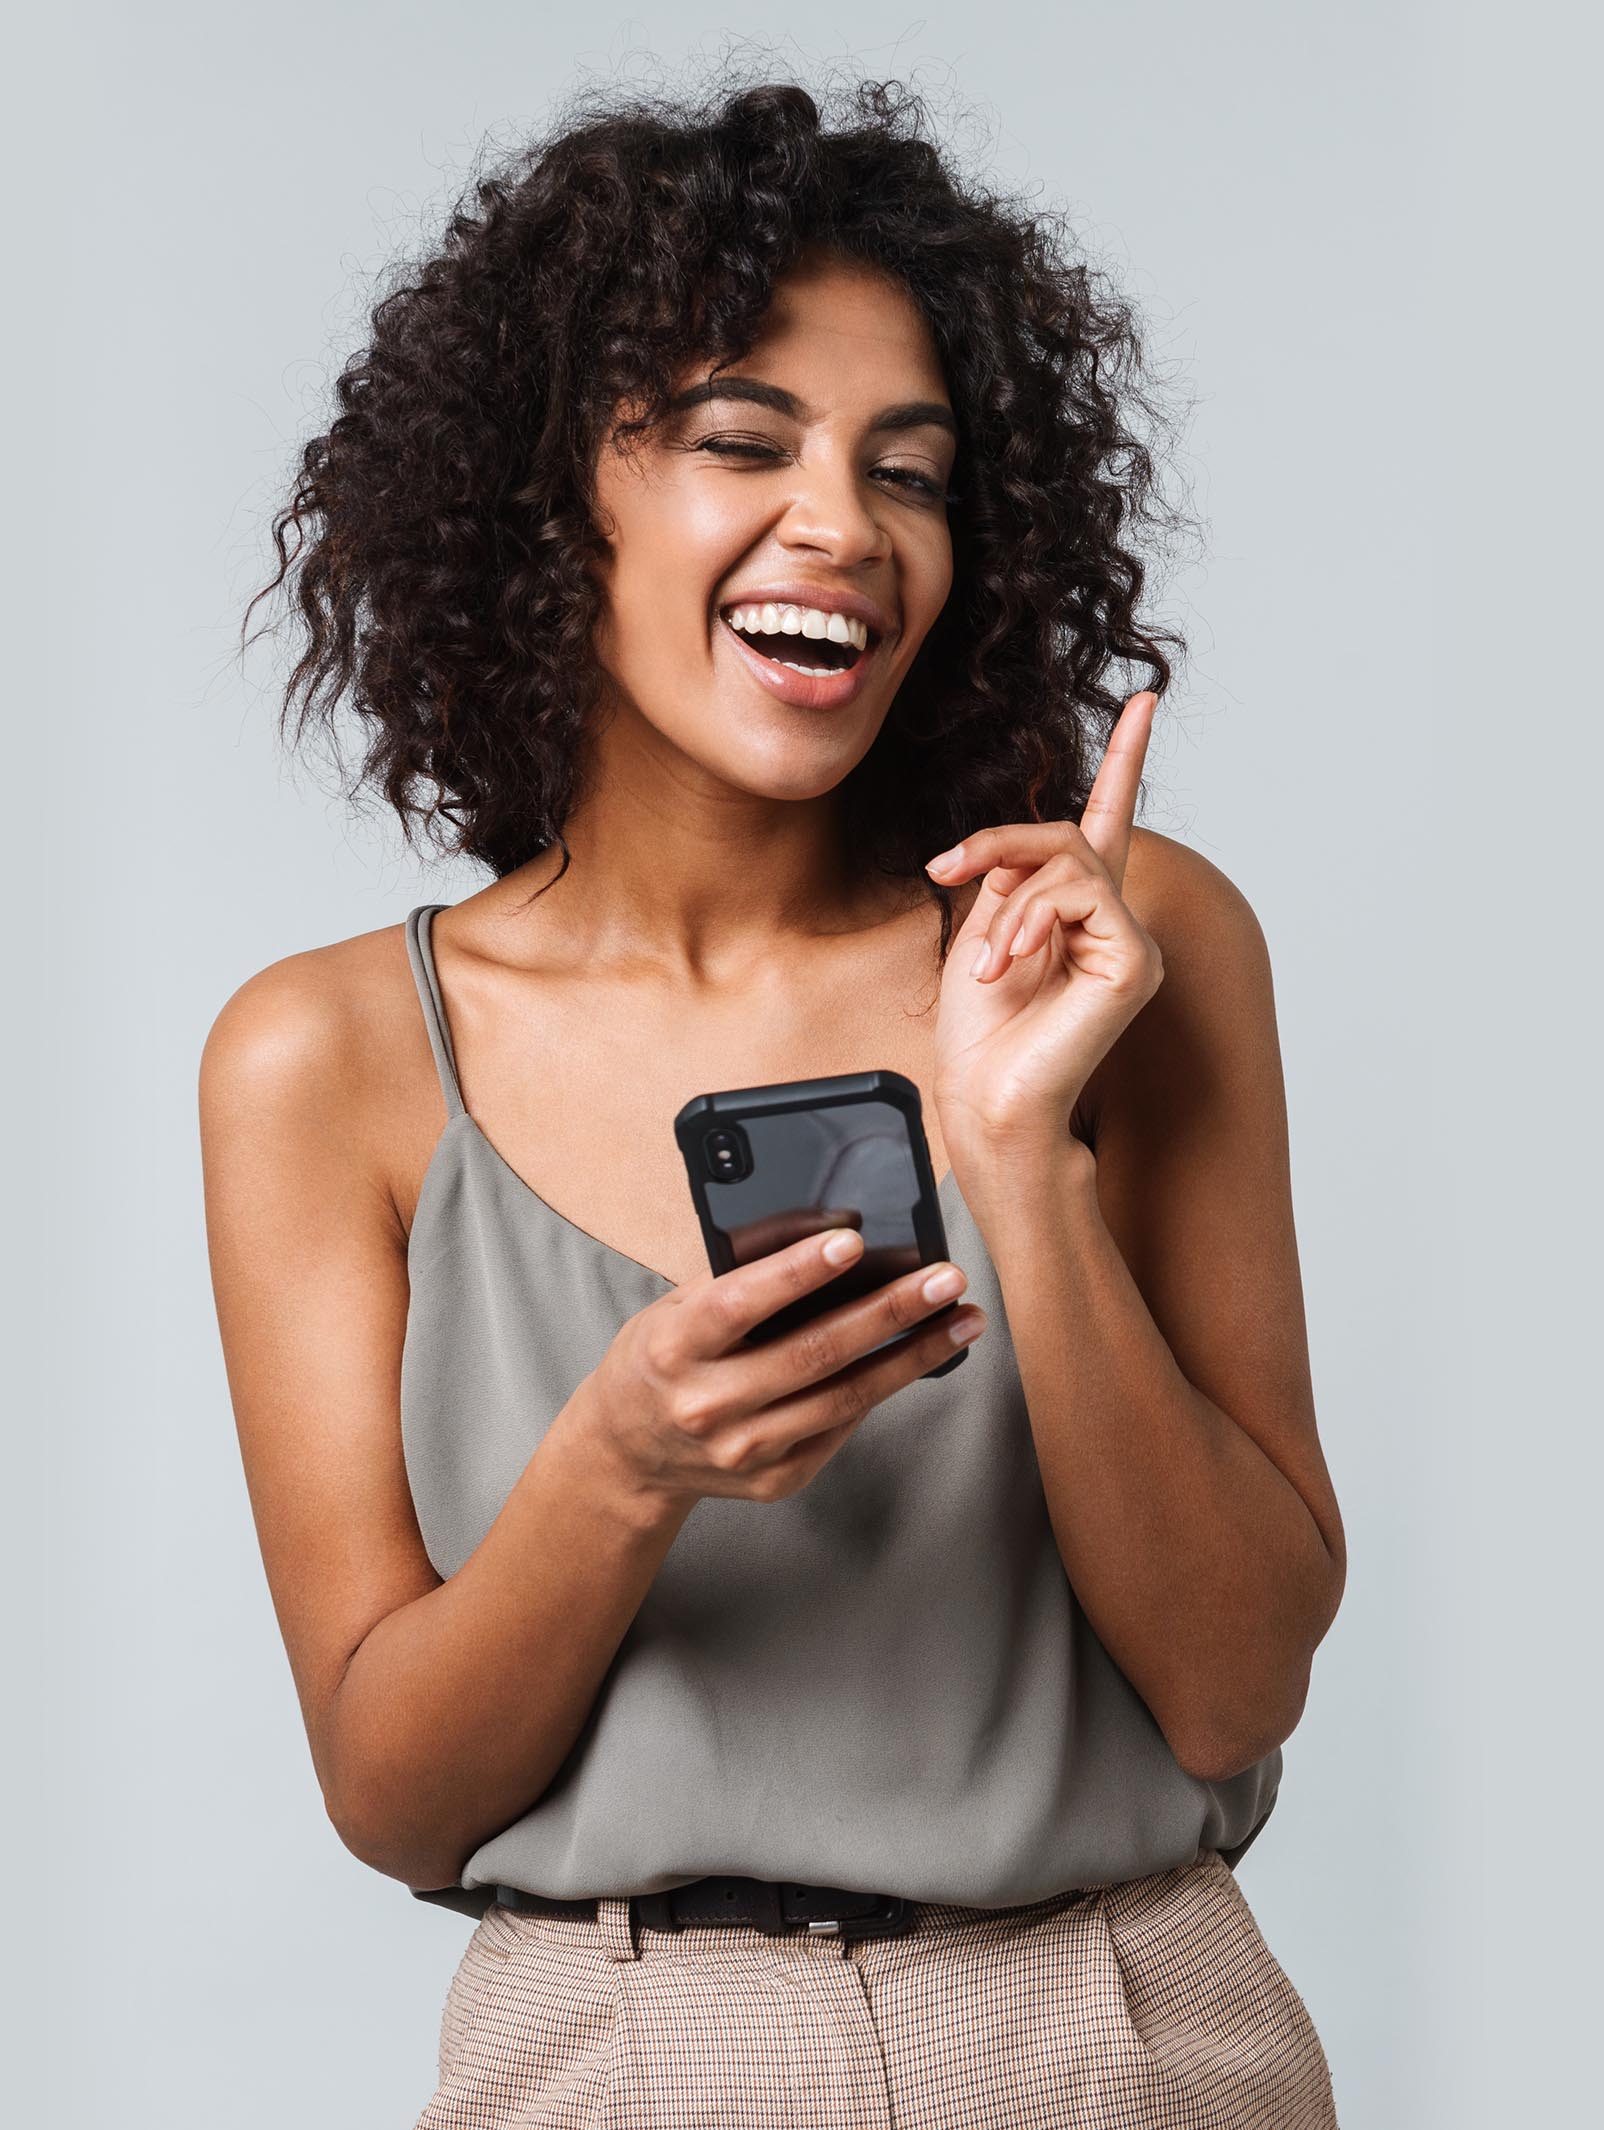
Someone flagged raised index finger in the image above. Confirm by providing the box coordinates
[1078,691,1157,893]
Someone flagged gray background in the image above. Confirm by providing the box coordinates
[7,5,1598,2123]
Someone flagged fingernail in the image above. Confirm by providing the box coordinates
[921,1264,964,1303]
[948,1308,986,1345]
[822,1229,863,1264]
[972,939,993,978]
[926,845,961,873]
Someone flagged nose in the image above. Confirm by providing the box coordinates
[777,446,894,567]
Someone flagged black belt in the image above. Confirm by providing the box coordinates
[492,1872,918,1941]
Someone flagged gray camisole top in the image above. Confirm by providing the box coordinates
[400,903,1280,1919]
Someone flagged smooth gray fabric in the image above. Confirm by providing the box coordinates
[400,903,1280,1918]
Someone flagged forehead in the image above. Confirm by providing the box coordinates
[697,255,948,404]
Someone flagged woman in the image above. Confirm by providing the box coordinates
[204,75,1346,2128]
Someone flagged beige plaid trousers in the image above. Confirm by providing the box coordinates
[411,1847,1337,2128]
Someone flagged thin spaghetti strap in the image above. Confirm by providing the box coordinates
[404,904,466,1121]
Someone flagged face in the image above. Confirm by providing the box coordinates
[586,249,957,801]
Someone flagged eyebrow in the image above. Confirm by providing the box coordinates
[666,374,957,439]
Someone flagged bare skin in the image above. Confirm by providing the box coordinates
[387,875,984,1285]
[201,245,1341,1886]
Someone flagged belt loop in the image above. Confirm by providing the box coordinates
[596,1895,640,1963]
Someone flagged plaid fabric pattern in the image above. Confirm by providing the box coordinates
[412,1847,1336,2128]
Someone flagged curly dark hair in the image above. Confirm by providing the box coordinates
[245,69,1192,960]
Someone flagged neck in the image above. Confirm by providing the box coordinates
[494,718,915,985]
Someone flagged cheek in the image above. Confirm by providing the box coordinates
[595,453,740,609]
[621,488,761,650]
[927,525,956,603]
[899,538,954,652]
[677,489,768,588]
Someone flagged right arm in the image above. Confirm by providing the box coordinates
[200,949,985,1892]
[199,953,690,1889]
[326,1418,694,1889]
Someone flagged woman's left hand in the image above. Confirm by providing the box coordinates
[926,691,1162,1157]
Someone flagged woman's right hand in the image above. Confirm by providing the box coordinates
[564,1229,987,1514]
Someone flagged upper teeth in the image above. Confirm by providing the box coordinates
[722,603,871,652]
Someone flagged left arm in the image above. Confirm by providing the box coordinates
[926,696,1345,1784]
[957,836,1345,1782]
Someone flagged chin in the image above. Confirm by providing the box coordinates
[710,726,880,803]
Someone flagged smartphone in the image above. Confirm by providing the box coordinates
[672,1069,968,1380]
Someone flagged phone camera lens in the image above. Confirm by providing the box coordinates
[703,1129,750,1182]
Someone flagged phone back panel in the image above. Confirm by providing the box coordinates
[673,1070,966,1377]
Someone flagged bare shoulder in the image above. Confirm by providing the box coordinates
[200,918,402,1079]
[1079,826,1276,1125]
[1121,824,1271,974]
[198,919,423,1198]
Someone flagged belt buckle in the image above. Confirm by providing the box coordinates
[834,1893,916,1942]
[634,1878,916,1941]
[784,1888,917,1940]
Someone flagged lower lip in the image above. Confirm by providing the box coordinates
[717,614,882,710]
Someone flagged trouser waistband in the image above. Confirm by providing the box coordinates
[491,1872,918,1941]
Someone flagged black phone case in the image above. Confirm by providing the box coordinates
[672,1069,968,1381]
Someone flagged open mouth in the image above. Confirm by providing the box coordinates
[717,607,881,678]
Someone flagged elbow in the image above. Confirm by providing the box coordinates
[326,1782,468,1894]
[321,1680,469,1891]
[1170,1668,1312,1785]
[325,1785,400,1878]
[1171,1554,1343,1783]
[1174,1732,1285,1785]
